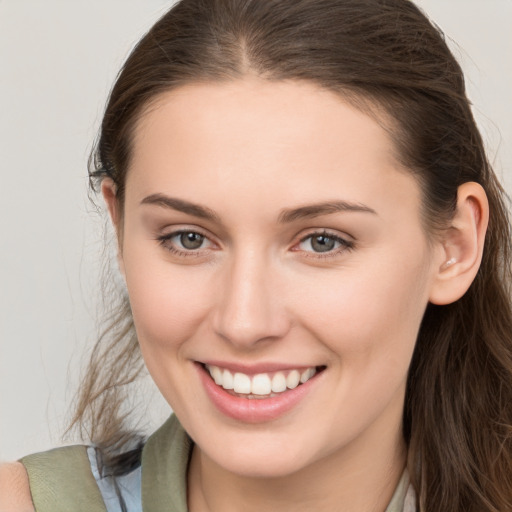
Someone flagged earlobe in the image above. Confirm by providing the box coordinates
[101,179,125,275]
[429,182,489,305]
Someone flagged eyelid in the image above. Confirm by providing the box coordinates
[298,228,354,244]
[156,226,218,257]
[155,226,355,260]
[292,229,355,258]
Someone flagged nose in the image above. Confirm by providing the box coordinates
[212,250,291,349]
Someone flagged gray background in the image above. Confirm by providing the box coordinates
[1,0,511,461]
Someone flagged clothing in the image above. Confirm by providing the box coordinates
[21,414,416,511]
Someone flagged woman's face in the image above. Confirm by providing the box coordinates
[117,79,441,478]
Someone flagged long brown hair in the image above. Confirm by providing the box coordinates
[74,0,512,509]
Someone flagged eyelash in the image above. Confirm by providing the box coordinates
[157,229,212,258]
[296,230,355,259]
[156,229,355,259]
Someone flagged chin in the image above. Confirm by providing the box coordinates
[217,451,311,479]
[197,428,321,479]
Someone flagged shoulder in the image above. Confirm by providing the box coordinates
[0,462,35,512]
[20,445,108,512]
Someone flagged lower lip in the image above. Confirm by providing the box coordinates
[196,363,321,423]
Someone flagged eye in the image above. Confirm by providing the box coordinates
[157,229,214,255]
[297,231,354,255]
[175,231,206,250]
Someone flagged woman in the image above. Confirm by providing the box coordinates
[2,0,511,510]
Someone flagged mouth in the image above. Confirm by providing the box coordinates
[197,361,326,422]
[203,363,325,399]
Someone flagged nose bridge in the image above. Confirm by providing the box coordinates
[212,245,290,348]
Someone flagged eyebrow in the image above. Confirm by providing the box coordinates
[278,200,377,223]
[141,194,377,224]
[141,194,220,222]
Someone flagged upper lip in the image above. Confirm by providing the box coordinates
[199,360,323,375]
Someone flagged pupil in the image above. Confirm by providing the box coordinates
[180,232,204,250]
[311,235,335,253]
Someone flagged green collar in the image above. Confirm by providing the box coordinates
[142,414,192,511]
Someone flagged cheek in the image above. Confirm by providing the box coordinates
[292,248,431,371]
[121,246,213,356]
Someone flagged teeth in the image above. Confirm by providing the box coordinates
[286,370,300,389]
[252,374,272,395]
[211,366,223,385]
[222,369,234,390]
[205,365,318,396]
[271,372,287,393]
[233,372,251,394]
[300,367,315,384]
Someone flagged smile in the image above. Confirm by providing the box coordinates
[205,364,319,398]
[197,362,325,422]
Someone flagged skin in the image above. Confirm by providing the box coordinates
[102,79,487,512]
[0,78,488,512]
[0,463,33,512]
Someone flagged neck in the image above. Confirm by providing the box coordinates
[187,423,406,512]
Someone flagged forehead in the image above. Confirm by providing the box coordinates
[132,78,398,167]
[127,79,421,220]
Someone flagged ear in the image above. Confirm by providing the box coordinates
[101,178,125,274]
[101,178,120,227]
[429,182,489,305]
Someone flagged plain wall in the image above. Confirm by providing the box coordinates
[1,0,511,461]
